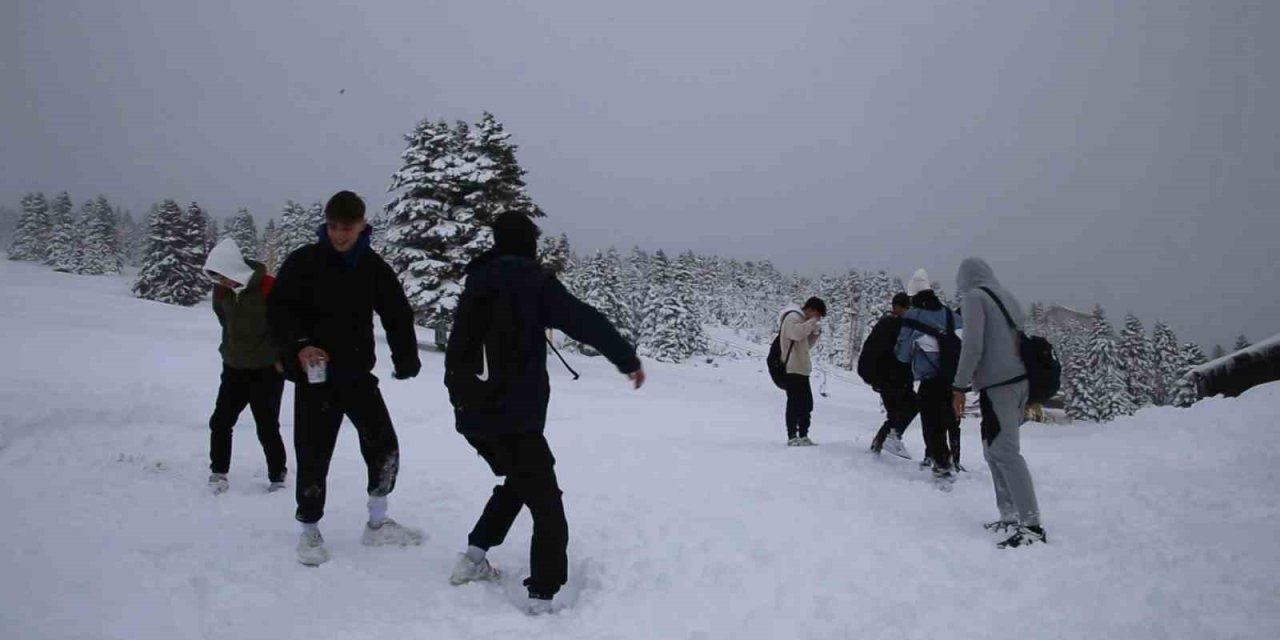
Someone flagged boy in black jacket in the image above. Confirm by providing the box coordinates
[268,191,423,566]
[444,212,644,615]
[858,292,917,458]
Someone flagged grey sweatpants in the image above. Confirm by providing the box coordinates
[979,381,1041,527]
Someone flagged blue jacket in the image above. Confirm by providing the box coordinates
[895,292,963,381]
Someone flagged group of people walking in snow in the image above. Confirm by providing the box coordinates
[198,189,1045,618]
[777,264,1046,549]
[199,191,643,614]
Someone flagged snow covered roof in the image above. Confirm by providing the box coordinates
[1192,332,1280,376]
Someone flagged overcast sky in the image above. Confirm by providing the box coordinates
[3,0,1277,349]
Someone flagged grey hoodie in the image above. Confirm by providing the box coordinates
[952,257,1026,391]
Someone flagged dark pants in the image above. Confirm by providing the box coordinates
[209,365,286,479]
[293,374,400,524]
[784,374,813,439]
[465,433,568,597]
[917,378,956,471]
[872,385,918,450]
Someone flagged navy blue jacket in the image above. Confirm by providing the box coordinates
[446,250,640,435]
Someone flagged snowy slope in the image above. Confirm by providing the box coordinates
[1,258,1278,640]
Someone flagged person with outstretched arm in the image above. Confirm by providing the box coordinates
[444,212,644,615]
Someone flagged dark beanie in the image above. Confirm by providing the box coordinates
[803,296,827,317]
[892,292,911,308]
[492,212,540,259]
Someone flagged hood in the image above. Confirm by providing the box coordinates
[464,248,544,289]
[907,269,931,297]
[203,239,256,292]
[316,223,373,265]
[956,257,1000,294]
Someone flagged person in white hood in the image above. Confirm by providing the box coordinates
[778,297,826,446]
[202,238,287,495]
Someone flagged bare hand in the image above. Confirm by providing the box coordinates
[628,368,646,390]
[273,361,284,374]
[952,391,966,419]
[298,346,329,367]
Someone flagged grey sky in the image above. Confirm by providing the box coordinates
[4,0,1277,349]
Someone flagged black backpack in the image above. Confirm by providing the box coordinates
[979,286,1062,403]
[445,287,530,412]
[766,310,801,389]
[900,308,961,383]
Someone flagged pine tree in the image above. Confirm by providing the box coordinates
[538,233,571,275]
[571,249,636,352]
[132,200,207,305]
[1212,344,1227,360]
[185,203,214,264]
[1060,319,1091,421]
[262,219,280,272]
[224,208,260,260]
[1117,313,1154,409]
[75,196,122,275]
[639,250,703,362]
[8,193,50,262]
[1076,306,1132,422]
[383,114,547,328]
[1172,343,1207,408]
[204,214,220,253]
[275,201,318,260]
[46,192,79,271]
[1150,321,1183,406]
[1234,335,1251,352]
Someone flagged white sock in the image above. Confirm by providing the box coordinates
[301,522,320,535]
[367,496,388,527]
[465,546,487,563]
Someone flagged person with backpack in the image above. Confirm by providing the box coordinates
[775,298,826,446]
[950,257,1046,548]
[444,212,644,615]
[268,191,424,566]
[858,292,917,458]
[202,238,287,495]
[895,269,963,486]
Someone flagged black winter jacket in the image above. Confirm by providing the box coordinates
[268,226,420,383]
[445,250,640,435]
[858,313,913,390]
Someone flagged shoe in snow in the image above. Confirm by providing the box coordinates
[297,529,330,566]
[998,525,1047,549]
[983,520,1017,534]
[209,473,229,495]
[449,553,501,586]
[267,471,287,492]
[881,433,911,460]
[361,518,425,547]
[787,437,801,447]
[525,596,555,616]
[932,467,955,492]
[797,436,816,446]
[918,457,934,471]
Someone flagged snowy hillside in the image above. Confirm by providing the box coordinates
[1,258,1278,639]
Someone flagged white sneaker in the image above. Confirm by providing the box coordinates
[525,597,554,616]
[268,471,287,492]
[361,518,425,547]
[786,438,801,447]
[297,529,330,566]
[797,436,816,446]
[881,434,911,460]
[209,473,229,495]
[449,553,501,586]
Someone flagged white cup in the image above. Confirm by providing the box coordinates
[305,359,327,384]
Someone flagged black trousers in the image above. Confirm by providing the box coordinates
[293,374,400,524]
[465,433,568,597]
[872,385,918,449]
[784,374,814,439]
[917,378,958,470]
[209,365,286,478]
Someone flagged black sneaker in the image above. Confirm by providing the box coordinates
[998,525,1047,549]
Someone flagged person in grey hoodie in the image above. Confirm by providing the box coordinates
[951,257,1045,548]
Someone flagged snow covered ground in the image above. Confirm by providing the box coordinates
[1,258,1278,640]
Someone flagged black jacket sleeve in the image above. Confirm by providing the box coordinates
[212,287,226,328]
[267,250,310,380]
[541,276,641,374]
[372,256,421,377]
